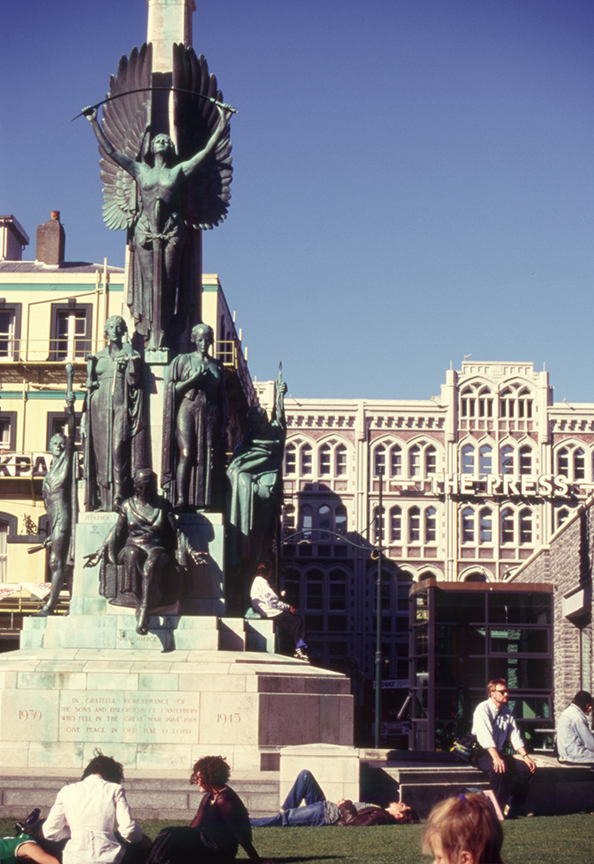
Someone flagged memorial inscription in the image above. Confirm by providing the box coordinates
[58,692,199,743]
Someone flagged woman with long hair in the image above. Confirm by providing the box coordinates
[147,756,272,864]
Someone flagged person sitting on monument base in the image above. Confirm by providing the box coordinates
[249,769,419,827]
[250,562,309,661]
[85,469,178,635]
[557,690,594,764]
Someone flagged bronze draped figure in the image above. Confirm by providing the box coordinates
[83,316,145,511]
[225,373,287,611]
[86,469,180,635]
[162,323,228,512]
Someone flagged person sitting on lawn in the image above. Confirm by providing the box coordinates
[43,750,145,864]
[557,690,594,764]
[249,769,419,827]
[423,792,503,864]
[0,833,61,864]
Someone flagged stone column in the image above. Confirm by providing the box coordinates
[147,0,196,70]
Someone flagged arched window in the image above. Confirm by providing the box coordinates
[390,506,402,542]
[519,509,533,544]
[519,445,532,475]
[409,507,420,542]
[501,508,514,544]
[301,444,312,475]
[335,445,347,476]
[319,444,331,475]
[284,444,296,475]
[426,446,437,475]
[335,505,347,536]
[479,445,492,476]
[461,445,475,474]
[479,508,492,544]
[374,445,386,477]
[460,389,476,418]
[373,506,385,543]
[409,446,420,477]
[425,507,437,543]
[300,504,313,539]
[501,445,514,475]
[461,507,475,543]
[556,508,570,530]
[557,448,569,477]
[390,445,402,477]
[318,505,331,539]
[464,571,487,583]
[574,448,585,480]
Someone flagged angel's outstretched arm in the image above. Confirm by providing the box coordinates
[179,105,231,178]
[83,107,139,178]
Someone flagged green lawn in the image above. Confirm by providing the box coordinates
[3,814,593,864]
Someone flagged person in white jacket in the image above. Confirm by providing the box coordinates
[43,752,143,864]
[250,562,309,661]
[557,690,594,763]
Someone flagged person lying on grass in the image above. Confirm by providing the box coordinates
[249,770,419,827]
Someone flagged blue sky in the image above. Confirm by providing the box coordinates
[2,0,594,402]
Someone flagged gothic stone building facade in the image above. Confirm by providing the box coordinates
[280,361,594,699]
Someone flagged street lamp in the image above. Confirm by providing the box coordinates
[374,469,383,748]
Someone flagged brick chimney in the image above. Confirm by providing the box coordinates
[36,211,65,265]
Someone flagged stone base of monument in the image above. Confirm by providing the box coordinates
[1,502,353,774]
[0,644,353,773]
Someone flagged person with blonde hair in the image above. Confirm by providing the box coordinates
[423,793,503,864]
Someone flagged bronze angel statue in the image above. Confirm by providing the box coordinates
[83,43,233,351]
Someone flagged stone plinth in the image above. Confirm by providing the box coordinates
[279,743,360,806]
[0,647,353,773]
[73,510,226,619]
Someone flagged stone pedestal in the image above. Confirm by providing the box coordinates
[279,743,360,806]
[0,647,353,773]
[2,503,353,774]
[144,350,169,485]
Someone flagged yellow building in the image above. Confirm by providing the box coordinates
[0,212,254,642]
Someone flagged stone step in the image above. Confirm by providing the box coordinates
[20,613,275,653]
[0,775,280,821]
[399,780,490,818]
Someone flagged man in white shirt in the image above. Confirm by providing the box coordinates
[250,561,309,660]
[557,690,594,763]
[472,678,537,818]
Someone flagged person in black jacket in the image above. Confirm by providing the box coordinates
[249,770,418,827]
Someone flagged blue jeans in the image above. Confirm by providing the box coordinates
[250,770,327,827]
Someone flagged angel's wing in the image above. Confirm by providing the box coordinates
[172,45,232,231]
[99,43,153,231]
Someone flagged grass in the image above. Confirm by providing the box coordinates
[3,814,594,864]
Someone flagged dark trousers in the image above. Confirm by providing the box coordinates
[476,751,533,813]
[273,610,307,647]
